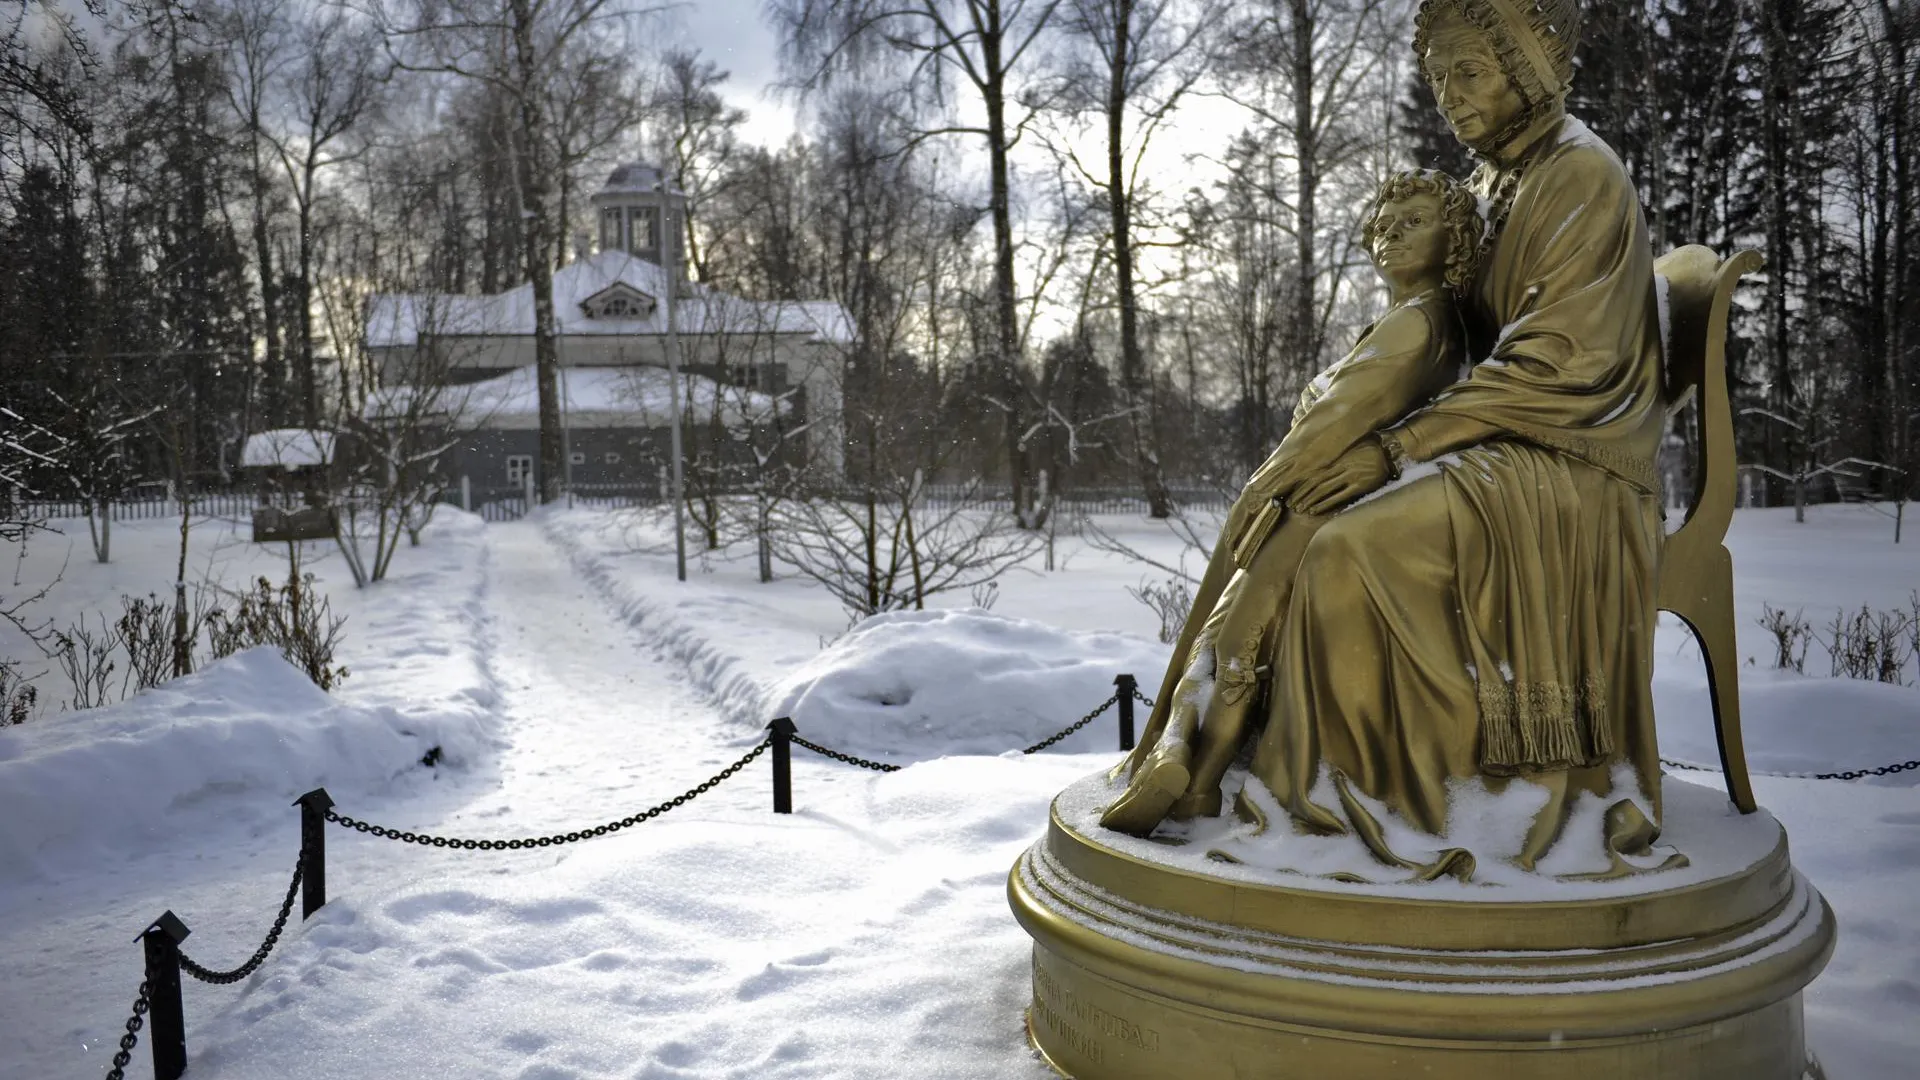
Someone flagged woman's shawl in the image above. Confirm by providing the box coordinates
[1395,114,1666,774]
[1396,116,1666,495]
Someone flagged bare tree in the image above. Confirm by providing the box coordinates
[1040,0,1214,516]
[773,0,1065,525]
[772,472,1044,621]
[1216,0,1394,412]
[546,29,647,265]
[343,294,497,582]
[265,4,384,427]
[647,48,746,284]
[216,0,295,426]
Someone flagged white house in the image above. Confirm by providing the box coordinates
[363,163,852,494]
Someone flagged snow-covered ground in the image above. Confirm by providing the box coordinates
[1,502,1915,1078]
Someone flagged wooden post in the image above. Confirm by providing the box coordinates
[768,717,796,814]
[461,474,472,513]
[1114,674,1137,751]
[139,911,191,1080]
[294,788,333,919]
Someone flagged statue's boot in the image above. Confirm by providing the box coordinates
[1168,786,1221,821]
[1099,738,1191,836]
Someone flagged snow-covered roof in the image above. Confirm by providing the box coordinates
[364,251,852,348]
[366,364,791,431]
[241,428,334,469]
[596,162,679,196]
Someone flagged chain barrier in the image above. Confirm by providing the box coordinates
[1132,688,1155,709]
[1023,692,1120,754]
[101,981,149,1080]
[1663,756,1920,781]
[326,737,771,849]
[178,851,304,985]
[789,689,1136,768]
[789,732,901,772]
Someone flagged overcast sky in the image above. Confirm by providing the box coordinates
[662,0,796,147]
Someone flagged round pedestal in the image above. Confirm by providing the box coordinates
[1007,772,1835,1079]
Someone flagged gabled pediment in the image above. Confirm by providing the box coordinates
[580,281,656,320]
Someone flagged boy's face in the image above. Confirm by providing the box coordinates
[1370,192,1450,290]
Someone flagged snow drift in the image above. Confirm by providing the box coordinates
[768,609,1168,760]
[0,648,496,880]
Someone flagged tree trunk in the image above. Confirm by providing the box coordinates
[297,163,319,429]
[173,490,192,677]
[1107,0,1172,519]
[510,0,565,505]
[982,10,1030,524]
[1760,0,1793,505]
[1288,0,1320,397]
[248,153,284,426]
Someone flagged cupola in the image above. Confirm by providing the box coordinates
[591,163,687,277]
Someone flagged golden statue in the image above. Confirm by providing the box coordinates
[1009,0,1834,1074]
[1102,0,1675,881]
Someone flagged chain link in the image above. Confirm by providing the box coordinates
[327,738,771,849]
[788,689,1140,768]
[102,980,149,1080]
[179,848,305,985]
[1663,756,1920,781]
[1131,688,1155,709]
[1023,693,1119,754]
[789,733,901,772]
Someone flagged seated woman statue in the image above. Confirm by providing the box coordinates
[1104,0,1676,881]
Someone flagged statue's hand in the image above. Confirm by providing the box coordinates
[1288,440,1394,516]
[1241,444,1318,508]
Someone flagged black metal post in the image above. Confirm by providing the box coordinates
[140,911,191,1080]
[1114,674,1137,751]
[768,717,795,814]
[294,788,333,919]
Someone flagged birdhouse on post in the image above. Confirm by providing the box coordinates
[242,428,340,542]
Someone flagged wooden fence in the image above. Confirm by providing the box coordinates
[15,481,1233,528]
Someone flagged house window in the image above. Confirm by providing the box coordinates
[604,451,621,465]
[600,208,623,252]
[506,455,533,484]
[596,295,649,318]
[628,206,656,251]
[570,451,586,465]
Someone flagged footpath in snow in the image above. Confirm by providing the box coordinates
[0,504,1916,1078]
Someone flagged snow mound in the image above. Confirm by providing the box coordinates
[1654,663,1920,780]
[768,609,1166,761]
[0,647,495,879]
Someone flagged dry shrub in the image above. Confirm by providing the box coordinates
[1128,576,1193,645]
[0,664,35,725]
[1822,604,1915,685]
[117,593,175,694]
[1757,604,1813,673]
[205,575,349,691]
[52,615,122,711]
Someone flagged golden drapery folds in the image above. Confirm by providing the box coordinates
[1112,111,1677,879]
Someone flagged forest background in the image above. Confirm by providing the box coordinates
[1,0,1915,527]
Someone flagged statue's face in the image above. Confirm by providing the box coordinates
[1370,192,1450,287]
[1423,11,1527,148]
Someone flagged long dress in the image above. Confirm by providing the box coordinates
[1103,291,1465,825]
[1116,112,1674,878]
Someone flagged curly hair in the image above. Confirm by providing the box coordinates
[1411,0,1582,152]
[1361,170,1485,293]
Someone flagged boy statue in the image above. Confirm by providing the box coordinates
[1104,168,1485,834]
